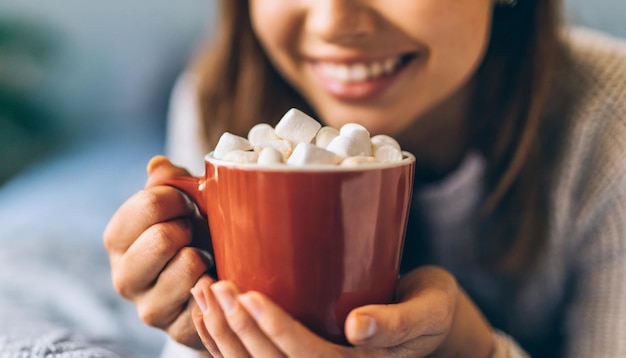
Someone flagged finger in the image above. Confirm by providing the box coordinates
[237,290,344,357]
[112,219,192,299]
[136,247,211,329]
[145,155,192,189]
[191,277,251,358]
[345,304,446,356]
[190,276,221,356]
[103,186,196,255]
[165,298,205,351]
[211,281,285,357]
[345,267,457,350]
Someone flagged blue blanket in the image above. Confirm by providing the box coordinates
[0,129,167,357]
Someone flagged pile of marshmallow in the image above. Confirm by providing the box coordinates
[213,108,404,167]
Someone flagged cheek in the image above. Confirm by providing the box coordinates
[249,2,282,47]
[419,4,492,81]
[249,1,300,73]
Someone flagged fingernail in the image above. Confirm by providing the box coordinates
[353,315,377,341]
[238,293,263,321]
[190,287,208,314]
[211,282,236,314]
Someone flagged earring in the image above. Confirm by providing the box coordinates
[496,0,517,7]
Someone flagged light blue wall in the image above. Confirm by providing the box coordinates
[564,0,626,39]
[0,1,215,133]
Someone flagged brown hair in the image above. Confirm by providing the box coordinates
[191,0,310,152]
[192,0,566,273]
[473,0,565,272]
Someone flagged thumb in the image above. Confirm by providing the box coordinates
[345,302,439,349]
[145,155,192,189]
[345,267,457,350]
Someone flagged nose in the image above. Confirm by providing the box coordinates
[306,0,378,44]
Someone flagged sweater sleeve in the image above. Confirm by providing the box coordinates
[164,72,208,176]
[490,330,530,358]
[564,179,626,357]
[490,182,626,356]
[552,28,626,357]
[160,74,211,357]
[160,337,208,358]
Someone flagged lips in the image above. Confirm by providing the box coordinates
[309,53,416,100]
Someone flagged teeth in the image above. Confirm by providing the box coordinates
[383,58,396,72]
[318,56,403,83]
[370,61,383,78]
[349,63,368,82]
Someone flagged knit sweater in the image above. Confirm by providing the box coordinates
[163,27,626,357]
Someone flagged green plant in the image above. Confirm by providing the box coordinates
[0,18,60,184]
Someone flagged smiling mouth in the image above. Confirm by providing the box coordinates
[314,53,416,83]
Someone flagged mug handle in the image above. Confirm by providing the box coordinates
[147,156,208,216]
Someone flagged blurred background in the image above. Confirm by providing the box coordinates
[0,0,623,356]
[0,1,214,357]
[0,0,214,183]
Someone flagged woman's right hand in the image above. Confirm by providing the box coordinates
[103,156,213,350]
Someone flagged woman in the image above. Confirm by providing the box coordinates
[104,0,626,356]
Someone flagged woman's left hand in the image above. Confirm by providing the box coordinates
[190,265,493,358]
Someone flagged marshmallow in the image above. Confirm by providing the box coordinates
[341,155,379,167]
[374,144,403,163]
[253,138,293,161]
[274,108,322,144]
[287,143,341,166]
[339,123,371,156]
[214,132,253,159]
[326,135,369,158]
[257,147,284,165]
[371,134,401,151]
[222,150,259,164]
[212,109,406,167]
[340,123,370,138]
[314,126,340,149]
[248,123,279,147]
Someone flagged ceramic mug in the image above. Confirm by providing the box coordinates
[160,151,415,344]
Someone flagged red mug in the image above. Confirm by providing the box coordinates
[160,151,415,344]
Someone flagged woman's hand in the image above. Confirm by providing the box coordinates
[103,156,212,350]
[190,266,493,357]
